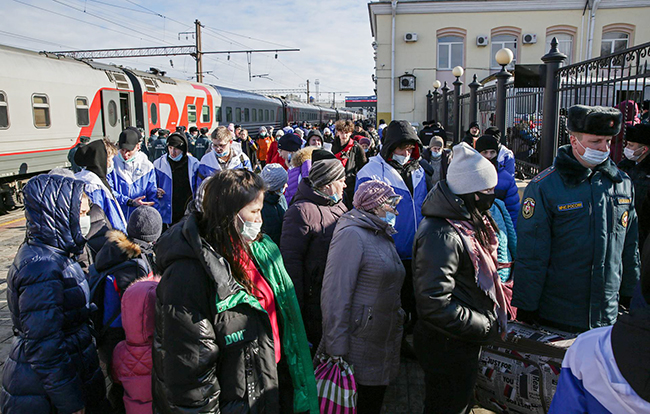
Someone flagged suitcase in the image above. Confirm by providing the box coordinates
[474,321,578,414]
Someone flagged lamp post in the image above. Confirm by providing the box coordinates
[432,80,441,122]
[495,48,513,145]
[452,66,464,144]
[469,74,481,127]
[441,81,450,132]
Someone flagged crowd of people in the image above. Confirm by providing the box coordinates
[1,103,650,414]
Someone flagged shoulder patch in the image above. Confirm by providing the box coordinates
[522,197,536,219]
[532,166,556,183]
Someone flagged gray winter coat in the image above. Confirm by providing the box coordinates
[321,209,405,386]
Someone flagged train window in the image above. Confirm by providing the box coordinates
[202,105,210,123]
[265,109,269,122]
[0,91,8,129]
[75,97,90,127]
[244,108,250,122]
[271,110,274,121]
[188,104,197,123]
[236,108,242,123]
[226,107,232,122]
[107,100,118,127]
[32,94,51,128]
[150,103,158,125]
[215,106,222,123]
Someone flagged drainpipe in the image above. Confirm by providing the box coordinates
[391,0,397,120]
[587,0,601,59]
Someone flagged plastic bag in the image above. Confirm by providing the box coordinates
[314,354,357,414]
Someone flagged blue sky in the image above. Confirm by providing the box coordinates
[2,0,375,99]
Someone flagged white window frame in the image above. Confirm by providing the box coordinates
[32,93,51,129]
[601,32,629,56]
[437,36,464,70]
[0,91,9,129]
[546,34,573,64]
[491,35,518,70]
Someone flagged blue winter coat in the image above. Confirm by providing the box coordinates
[489,199,517,283]
[108,151,158,221]
[154,154,199,224]
[356,155,427,260]
[0,174,105,413]
[495,164,520,228]
[196,144,252,188]
[75,169,127,232]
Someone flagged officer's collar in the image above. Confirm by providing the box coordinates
[555,145,622,187]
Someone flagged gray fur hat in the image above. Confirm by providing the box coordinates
[567,105,622,136]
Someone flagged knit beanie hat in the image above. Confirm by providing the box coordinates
[309,159,345,188]
[430,136,444,148]
[353,180,398,211]
[468,121,480,130]
[447,143,498,195]
[260,163,288,192]
[127,206,163,243]
[278,133,302,152]
[311,148,337,162]
[484,126,502,141]
[167,132,187,152]
[475,134,500,154]
[359,137,371,146]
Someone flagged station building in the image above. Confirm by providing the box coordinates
[368,0,650,125]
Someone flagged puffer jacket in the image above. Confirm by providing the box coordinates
[412,180,498,343]
[261,191,286,247]
[280,178,347,345]
[490,199,517,283]
[321,209,405,386]
[153,214,318,413]
[0,174,105,413]
[112,278,158,414]
[76,168,128,232]
[495,164,520,228]
[285,146,314,205]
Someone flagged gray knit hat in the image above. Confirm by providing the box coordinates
[353,180,399,211]
[309,159,345,188]
[127,206,163,243]
[430,136,444,148]
[446,143,498,195]
[260,163,288,192]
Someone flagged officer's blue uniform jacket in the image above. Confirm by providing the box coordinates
[196,144,252,188]
[190,135,210,160]
[513,145,640,331]
[154,153,199,224]
[107,151,157,221]
[75,169,127,232]
[149,137,167,161]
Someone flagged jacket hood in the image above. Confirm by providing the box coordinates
[336,208,396,237]
[24,174,86,255]
[421,180,471,221]
[292,178,337,206]
[380,121,422,161]
[290,146,316,168]
[554,144,622,187]
[74,140,109,187]
[167,132,189,155]
[121,278,159,345]
[94,230,142,272]
[611,308,650,402]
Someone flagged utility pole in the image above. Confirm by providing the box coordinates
[306,80,310,103]
[195,19,203,83]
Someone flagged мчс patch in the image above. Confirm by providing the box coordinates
[557,202,583,212]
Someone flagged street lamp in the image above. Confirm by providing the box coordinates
[432,80,441,122]
[495,48,513,144]
[452,66,464,144]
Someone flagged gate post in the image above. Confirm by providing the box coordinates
[441,82,450,132]
[469,74,481,126]
[540,37,567,170]
[426,90,433,123]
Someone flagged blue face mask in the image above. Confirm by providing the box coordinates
[168,152,183,162]
[381,211,397,227]
[216,149,229,158]
[119,152,136,163]
[329,193,341,203]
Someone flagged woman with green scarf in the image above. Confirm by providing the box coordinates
[152,169,318,413]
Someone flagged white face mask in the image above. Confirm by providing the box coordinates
[237,214,262,242]
[431,151,442,159]
[575,138,610,166]
[392,153,410,165]
[624,147,645,162]
[79,215,92,237]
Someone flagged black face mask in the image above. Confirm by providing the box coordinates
[475,192,496,212]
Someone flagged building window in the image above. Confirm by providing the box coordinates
[226,107,232,123]
[546,34,574,64]
[491,35,518,70]
[202,105,210,123]
[0,91,9,129]
[601,32,629,56]
[438,36,463,70]
[188,104,197,123]
[33,94,51,128]
[76,97,90,127]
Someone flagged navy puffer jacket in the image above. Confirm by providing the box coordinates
[0,174,105,413]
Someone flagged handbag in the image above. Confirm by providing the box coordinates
[314,354,357,414]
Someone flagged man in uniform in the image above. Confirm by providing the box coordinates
[514,105,640,333]
[150,129,169,161]
[619,124,650,249]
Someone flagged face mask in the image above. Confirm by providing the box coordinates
[392,153,410,165]
[624,147,645,162]
[168,152,183,162]
[260,132,268,138]
[79,215,92,237]
[328,192,341,203]
[475,192,496,212]
[431,151,442,159]
[119,152,136,163]
[380,211,397,227]
[215,149,229,158]
[237,214,262,242]
[364,148,369,153]
[107,163,114,175]
[575,138,610,166]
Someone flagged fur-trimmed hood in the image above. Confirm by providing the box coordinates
[290,145,317,168]
[94,229,142,272]
[554,144,623,187]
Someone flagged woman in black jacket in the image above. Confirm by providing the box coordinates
[412,143,507,414]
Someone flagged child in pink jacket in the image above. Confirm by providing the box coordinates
[111,277,158,414]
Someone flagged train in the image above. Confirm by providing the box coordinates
[0,43,362,186]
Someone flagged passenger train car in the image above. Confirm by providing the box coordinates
[0,44,362,186]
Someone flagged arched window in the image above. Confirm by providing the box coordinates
[546,25,577,64]
[601,24,635,56]
[491,27,520,70]
[437,28,466,71]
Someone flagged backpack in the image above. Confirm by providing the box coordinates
[87,257,151,342]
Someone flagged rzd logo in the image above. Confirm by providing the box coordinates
[225,329,246,345]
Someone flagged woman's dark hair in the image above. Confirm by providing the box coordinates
[199,169,266,293]
[459,193,499,248]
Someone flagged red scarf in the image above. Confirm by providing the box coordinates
[334,140,355,167]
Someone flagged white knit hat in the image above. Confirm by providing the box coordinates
[447,143,498,195]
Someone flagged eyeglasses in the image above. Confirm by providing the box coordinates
[384,196,402,209]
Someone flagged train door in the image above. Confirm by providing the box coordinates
[101,90,122,141]
[119,92,132,129]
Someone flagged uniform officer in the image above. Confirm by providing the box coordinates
[513,105,640,333]
[150,129,169,161]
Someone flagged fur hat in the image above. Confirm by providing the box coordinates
[567,105,623,136]
[625,124,650,146]
[447,143,498,195]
